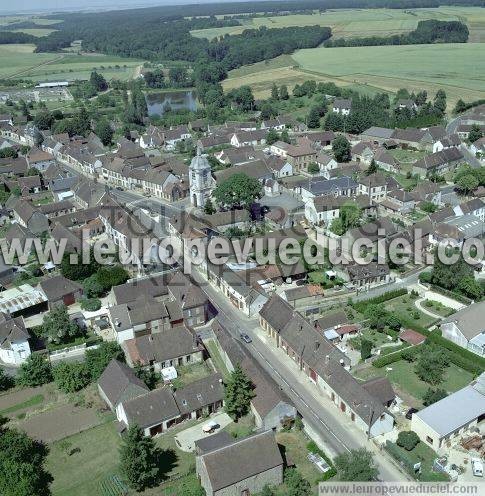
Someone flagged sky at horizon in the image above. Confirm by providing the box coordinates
[2,0,261,16]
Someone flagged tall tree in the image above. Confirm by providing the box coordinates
[266,129,280,145]
[213,173,262,210]
[224,364,254,421]
[279,85,289,100]
[271,83,279,100]
[284,468,311,496]
[332,135,351,162]
[53,362,91,393]
[42,305,81,344]
[307,107,321,129]
[0,422,53,496]
[17,354,53,387]
[95,120,114,146]
[334,449,378,481]
[119,425,160,491]
[85,342,125,381]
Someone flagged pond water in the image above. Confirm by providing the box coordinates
[145,90,197,116]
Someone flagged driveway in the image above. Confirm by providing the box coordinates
[174,412,232,452]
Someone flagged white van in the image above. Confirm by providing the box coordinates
[471,458,483,477]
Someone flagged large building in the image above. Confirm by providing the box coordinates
[411,374,485,449]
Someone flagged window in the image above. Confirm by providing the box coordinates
[426,436,433,445]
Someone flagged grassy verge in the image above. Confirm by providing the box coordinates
[205,339,230,379]
[0,393,44,416]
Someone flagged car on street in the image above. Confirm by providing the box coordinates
[471,458,483,477]
[240,333,252,344]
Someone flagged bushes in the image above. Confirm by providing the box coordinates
[397,431,420,451]
[428,284,472,305]
[53,362,91,393]
[385,441,418,476]
[80,298,101,312]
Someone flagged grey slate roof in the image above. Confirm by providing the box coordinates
[39,275,82,301]
[194,431,233,454]
[441,302,485,340]
[111,274,170,305]
[200,430,283,492]
[173,373,224,415]
[0,313,30,349]
[98,359,149,408]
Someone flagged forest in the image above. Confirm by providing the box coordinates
[324,19,469,47]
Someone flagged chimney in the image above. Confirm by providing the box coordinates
[148,335,153,342]
[339,358,345,366]
[325,354,330,364]
[115,318,121,327]
[314,341,320,352]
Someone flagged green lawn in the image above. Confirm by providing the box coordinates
[355,360,474,405]
[47,422,121,496]
[390,149,428,164]
[224,414,255,439]
[171,361,212,389]
[421,300,454,318]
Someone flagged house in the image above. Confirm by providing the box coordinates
[351,142,375,164]
[411,373,485,449]
[163,126,192,151]
[304,194,347,226]
[301,176,358,202]
[315,152,337,175]
[411,180,442,205]
[380,189,416,215]
[374,148,399,172]
[0,313,31,365]
[360,126,394,145]
[453,198,485,221]
[123,326,204,370]
[300,130,336,148]
[259,294,394,437]
[38,275,83,309]
[342,218,397,257]
[398,328,426,346]
[139,125,165,149]
[0,284,47,317]
[98,359,150,412]
[395,99,417,112]
[283,284,324,308]
[39,200,76,219]
[26,148,56,172]
[18,175,42,196]
[116,374,224,436]
[332,98,352,115]
[470,137,485,156]
[412,147,464,178]
[264,155,293,178]
[196,430,284,496]
[358,173,389,202]
[336,262,391,288]
[441,302,485,357]
[362,377,396,408]
[11,198,49,234]
[270,141,316,171]
[215,160,272,184]
[433,134,462,153]
[72,179,107,208]
[230,129,267,148]
[215,146,263,166]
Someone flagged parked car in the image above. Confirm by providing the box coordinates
[240,333,252,344]
[405,408,419,420]
[307,452,331,473]
[471,458,483,477]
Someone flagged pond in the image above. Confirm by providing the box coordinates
[145,90,197,116]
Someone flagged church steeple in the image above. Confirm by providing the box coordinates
[189,147,214,208]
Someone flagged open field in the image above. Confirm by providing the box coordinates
[224,43,485,107]
[0,44,144,81]
[12,28,58,37]
[191,7,485,41]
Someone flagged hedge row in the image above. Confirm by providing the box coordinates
[373,348,414,368]
[352,288,408,312]
[428,285,472,305]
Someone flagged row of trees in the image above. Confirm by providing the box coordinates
[325,20,469,47]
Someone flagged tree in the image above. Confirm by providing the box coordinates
[366,159,377,175]
[307,106,321,129]
[266,128,280,146]
[0,368,14,391]
[90,70,108,92]
[53,362,91,393]
[135,364,160,390]
[280,129,290,143]
[260,485,275,496]
[271,83,279,100]
[203,198,216,215]
[397,431,420,451]
[119,425,160,491]
[456,173,479,194]
[85,342,124,381]
[284,468,311,496]
[468,124,483,144]
[260,101,277,120]
[329,202,361,236]
[431,254,473,291]
[213,173,263,210]
[433,89,447,116]
[33,110,53,130]
[332,135,351,162]
[423,388,447,406]
[324,112,344,132]
[334,449,378,481]
[83,273,105,298]
[420,201,437,213]
[414,344,449,385]
[60,249,100,280]
[0,423,53,496]
[224,364,254,421]
[360,339,373,360]
[279,85,289,100]
[364,304,389,331]
[95,120,114,146]
[457,275,483,300]
[307,162,320,175]
[17,354,53,387]
[454,99,467,114]
[42,305,81,344]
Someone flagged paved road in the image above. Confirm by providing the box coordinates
[191,267,408,481]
